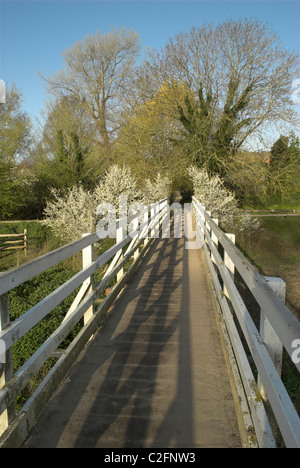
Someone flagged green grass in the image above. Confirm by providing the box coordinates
[262,216,300,243]
[241,194,300,211]
[237,217,300,271]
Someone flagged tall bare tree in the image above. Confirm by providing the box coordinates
[41,27,141,148]
[141,19,300,172]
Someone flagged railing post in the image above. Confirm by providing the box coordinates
[151,202,159,239]
[197,203,206,241]
[143,208,149,247]
[224,233,235,299]
[259,277,286,380]
[211,218,219,265]
[82,235,95,326]
[205,210,212,250]
[257,276,286,444]
[0,292,15,435]
[132,215,139,261]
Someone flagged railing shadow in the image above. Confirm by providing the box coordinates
[27,217,195,448]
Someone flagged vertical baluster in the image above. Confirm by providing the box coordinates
[82,236,95,326]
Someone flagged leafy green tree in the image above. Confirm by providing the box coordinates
[56,129,68,163]
[0,84,32,218]
[22,96,101,219]
[268,133,300,198]
[52,128,88,187]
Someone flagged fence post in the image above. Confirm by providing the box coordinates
[0,292,15,435]
[24,229,28,256]
[82,235,95,326]
[224,234,236,299]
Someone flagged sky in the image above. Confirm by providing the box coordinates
[0,0,300,133]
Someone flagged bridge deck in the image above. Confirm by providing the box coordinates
[25,230,242,448]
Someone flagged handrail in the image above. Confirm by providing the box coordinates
[0,198,168,447]
[192,196,300,448]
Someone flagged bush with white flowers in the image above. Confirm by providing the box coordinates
[143,173,171,206]
[43,165,144,242]
[94,165,142,210]
[43,185,97,243]
[188,166,259,233]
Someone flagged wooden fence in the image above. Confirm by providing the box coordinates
[0,230,28,258]
[193,196,300,448]
[0,199,168,448]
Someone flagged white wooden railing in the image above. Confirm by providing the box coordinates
[193,196,300,449]
[0,199,168,448]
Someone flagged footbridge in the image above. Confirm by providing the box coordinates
[0,198,299,448]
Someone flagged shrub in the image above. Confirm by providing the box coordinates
[9,267,81,372]
[143,173,171,205]
[188,166,259,233]
[43,185,97,243]
[94,164,143,214]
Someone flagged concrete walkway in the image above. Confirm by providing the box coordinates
[25,229,242,448]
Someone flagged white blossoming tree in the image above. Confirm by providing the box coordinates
[188,166,259,233]
[94,164,142,213]
[43,185,97,243]
[143,173,171,206]
[43,165,173,243]
[43,165,144,242]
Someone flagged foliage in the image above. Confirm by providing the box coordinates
[142,19,299,175]
[94,164,142,209]
[268,133,300,198]
[2,20,299,221]
[224,151,269,201]
[43,164,144,242]
[0,83,32,160]
[0,160,23,218]
[0,84,32,218]
[188,166,260,233]
[9,267,80,372]
[143,173,171,205]
[115,81,187,183]
[43,185,97,243]
[42,163,172,242]
[177,81,253,174]
[8,267,82,410]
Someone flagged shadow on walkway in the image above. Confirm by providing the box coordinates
[25,219,241,448]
